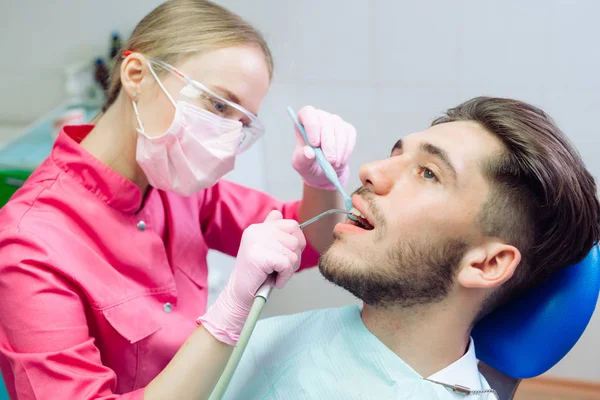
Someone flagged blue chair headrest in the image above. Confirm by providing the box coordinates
[472,245,600,379]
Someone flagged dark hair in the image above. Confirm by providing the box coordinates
[432,97,600,314]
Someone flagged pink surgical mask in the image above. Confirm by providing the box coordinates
[133,68,244,196]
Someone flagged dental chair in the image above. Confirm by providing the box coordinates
[472,244,600,400]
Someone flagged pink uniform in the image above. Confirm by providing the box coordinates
[0,125,320,399]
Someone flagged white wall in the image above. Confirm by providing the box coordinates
[0,0,165,124]
[1,0,598,382]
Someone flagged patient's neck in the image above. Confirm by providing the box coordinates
[361,300,471,378]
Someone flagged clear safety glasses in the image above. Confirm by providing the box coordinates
[145,57,265,153]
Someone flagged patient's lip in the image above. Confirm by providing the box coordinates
[351,195,375,228]
[334,221,369,235]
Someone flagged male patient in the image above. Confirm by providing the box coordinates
[224,97,600,399]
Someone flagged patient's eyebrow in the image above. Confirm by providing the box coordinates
[419,142,457,179]
[390,139,403,155]
[390,138,458,180]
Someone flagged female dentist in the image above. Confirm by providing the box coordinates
[0,1,356,399]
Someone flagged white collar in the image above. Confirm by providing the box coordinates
[426,337,484,390]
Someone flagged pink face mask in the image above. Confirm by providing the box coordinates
[133,72,244,196]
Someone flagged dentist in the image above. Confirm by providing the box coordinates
[0,1,356,399]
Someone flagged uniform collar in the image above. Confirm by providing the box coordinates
[51,125,144,214]
[427,337,484,390]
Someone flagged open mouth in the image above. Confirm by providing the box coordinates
[347,208,375,230]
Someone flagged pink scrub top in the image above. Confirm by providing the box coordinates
[0,125,320,399]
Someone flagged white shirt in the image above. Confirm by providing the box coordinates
[428,337,493,394]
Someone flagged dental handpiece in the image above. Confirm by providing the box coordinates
[286,106,357,222]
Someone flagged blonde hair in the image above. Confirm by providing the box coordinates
[103,0,274,112]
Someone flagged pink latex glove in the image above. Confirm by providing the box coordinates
[291,106,357,190]
[197,210,306,345]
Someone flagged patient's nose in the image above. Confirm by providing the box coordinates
[359,159,394,196]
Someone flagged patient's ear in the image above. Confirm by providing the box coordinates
[457,242,521,289]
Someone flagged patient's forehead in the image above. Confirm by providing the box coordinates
[399,121,504,178]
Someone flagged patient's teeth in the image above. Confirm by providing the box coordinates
[349,208,365,218]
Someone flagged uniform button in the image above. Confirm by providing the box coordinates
[137,221,146,231]
[163,302,173,313]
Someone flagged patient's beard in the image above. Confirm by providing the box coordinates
[319,236,468,308]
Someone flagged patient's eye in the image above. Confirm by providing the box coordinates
[419,166,439,182]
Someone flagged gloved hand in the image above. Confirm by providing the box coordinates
[197,210,306,345]
[291,106,357,190]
